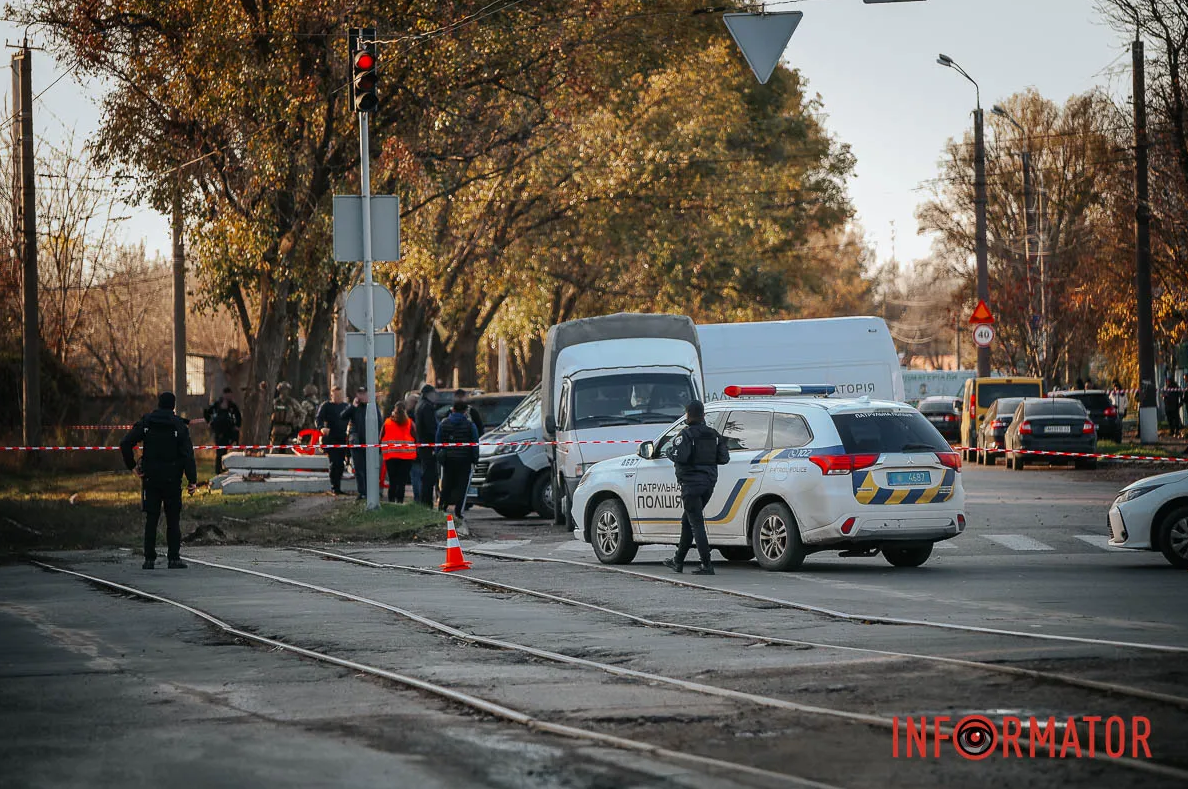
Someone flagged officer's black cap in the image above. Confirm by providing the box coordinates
[685,400,705,419]
[158,392,176,410]
[421,384,435,396]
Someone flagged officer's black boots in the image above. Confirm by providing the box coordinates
[142,559,155,570]
[663,556,683,574]
[691,562,715,575]
[167,559,187,569]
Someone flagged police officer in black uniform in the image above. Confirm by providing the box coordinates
[315,385,352,494]
[663,400,729,575]
[120,392,198,570]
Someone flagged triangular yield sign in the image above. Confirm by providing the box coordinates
[723,12,803,85]
[969,300,994,324]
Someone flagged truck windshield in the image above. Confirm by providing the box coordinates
[978,382,1041,407]
[501,389,541,431]
[570,373,696,428]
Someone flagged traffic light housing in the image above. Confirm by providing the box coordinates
[351,34,378,113]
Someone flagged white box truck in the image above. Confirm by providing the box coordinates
[697,316,904,403]
[542,313,704,525]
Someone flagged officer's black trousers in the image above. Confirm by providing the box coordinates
[417,450,438,507]
[439,457,472,515]
[142,481,182,562]
[213,433,237,475]
[677,483,713,566]
[325,447,346,492]
[351,447,368,498]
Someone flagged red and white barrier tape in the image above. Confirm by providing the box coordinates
[955,446,1188,464]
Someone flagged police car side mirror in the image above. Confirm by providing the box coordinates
[545,415,557,434]
[638,441,655,460]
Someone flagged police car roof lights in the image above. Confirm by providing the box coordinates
[723,384,837,398]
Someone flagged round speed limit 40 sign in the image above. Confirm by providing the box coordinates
[972,323,995,348]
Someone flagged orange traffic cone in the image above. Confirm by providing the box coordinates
[440,515,472,572]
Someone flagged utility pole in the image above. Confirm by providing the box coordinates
[12,43,39,455]
[172,171,186,399]
[1134,38,1157,443]
[973,107,990,377]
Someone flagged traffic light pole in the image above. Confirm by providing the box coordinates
[1133,38,1157,444]
[359,112,381,509]
[973,107,990,377]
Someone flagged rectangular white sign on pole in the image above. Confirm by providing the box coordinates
[332,195,400,262]
[346,331,395,358]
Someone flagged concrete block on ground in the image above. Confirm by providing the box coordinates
[223,452,330,472]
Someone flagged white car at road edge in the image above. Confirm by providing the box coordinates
[1108,468,1188,568]
[571,385,967,571]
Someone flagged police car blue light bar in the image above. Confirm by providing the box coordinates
[723,384,837,398]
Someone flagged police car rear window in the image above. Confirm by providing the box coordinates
[830,411,950,454]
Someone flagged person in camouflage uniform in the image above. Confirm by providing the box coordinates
[300,383,322,430]
[270,382,302,448]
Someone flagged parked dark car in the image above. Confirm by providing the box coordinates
[1048,389,1123,442]
[1004,397,1098,471]
[433,391,529,432]
[975,397,1025,466]
[916,396,961,441]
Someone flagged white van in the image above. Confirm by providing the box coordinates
[697,317,904,403]
[542,313,704,525]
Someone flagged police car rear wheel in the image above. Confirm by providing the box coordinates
[751,502,806,571]
[591,498,638,565]
[883,543,933,567]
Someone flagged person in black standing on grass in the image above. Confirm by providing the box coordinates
[345,387,382,500]
[120,392,198,570]
[1165,377,1183,439]
[436,399,480,520]
[415,384,441,506]
[663,400,729,576]
[203,386,242,475]
[315,385,352,495]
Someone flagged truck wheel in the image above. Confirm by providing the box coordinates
[493,505,531,519]
[718,546,755,563]
[751,502,806,571]
[883,543,933,567]
[1157,505,1188,569]
[590,498,638,565]
[532,472,555,520]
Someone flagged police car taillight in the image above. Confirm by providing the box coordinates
[936,451,961,472]
[724,384,837,398]
[809,453,878,475]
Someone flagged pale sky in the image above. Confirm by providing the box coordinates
[3,1,1130,268]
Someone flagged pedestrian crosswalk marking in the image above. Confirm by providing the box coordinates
[1074,534,1112,550]
[981,534,1054,551]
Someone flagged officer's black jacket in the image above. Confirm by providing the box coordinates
[119,409,197,486]
[315,400,352,441]
[414,398,440,457]
[671,422,729,487]
[204,400,242,438]
[343,402,382,443]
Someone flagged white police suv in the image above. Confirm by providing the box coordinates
[570,385,966,570]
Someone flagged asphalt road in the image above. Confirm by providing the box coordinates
[3,462,1186,789]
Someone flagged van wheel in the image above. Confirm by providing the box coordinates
[718,546,755,563]
[532,473,555,519]
[1157,506,1188,569]
[883,543,933,567]
[493,505,530,519]
[590,498,638,565]
[551,474,565,526]
[751,502,806,571]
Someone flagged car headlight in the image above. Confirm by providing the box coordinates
[1114,484,1165,505]
[492,441,530,456]
[576,470,591,488]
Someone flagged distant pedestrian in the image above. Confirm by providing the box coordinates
[270,382,302,449]
[1075,377,1085,391]
[1181,374,1188,433]
[1164,377,1183,439]
[315,385,351,495]
[415,385,440,506]
[345,387,382,500]
[203,386,242,474]
[453,388,485,437]
[663,400,729,576]
[436,399,479,520]
[404,391,423,501]
[119,392,197,570]
[381,402,417,503]
[1109,379,1128,420]
[299,383,322,431]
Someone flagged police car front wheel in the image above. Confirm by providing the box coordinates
[751,502,806,571]
[590,498,639,565]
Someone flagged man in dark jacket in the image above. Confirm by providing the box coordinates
[120,392,198,570]
[414,385,440,506]
[203,387,242,474]
[344,387,382,500]
[436,399,480,520]
[1165,377,1183,439]
[453,388,485,437]
[315,385,352,495]
[663,401,729,576]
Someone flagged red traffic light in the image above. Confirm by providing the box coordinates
[354,51,375,71]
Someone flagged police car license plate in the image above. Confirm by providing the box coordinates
[887,471,930,487]
[1046,425,1071,434]
[928,416,945,423]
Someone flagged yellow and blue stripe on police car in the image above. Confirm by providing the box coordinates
[852,467,955,505]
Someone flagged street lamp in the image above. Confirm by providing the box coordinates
[991,105,1041,373]
[938,54,990,378]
